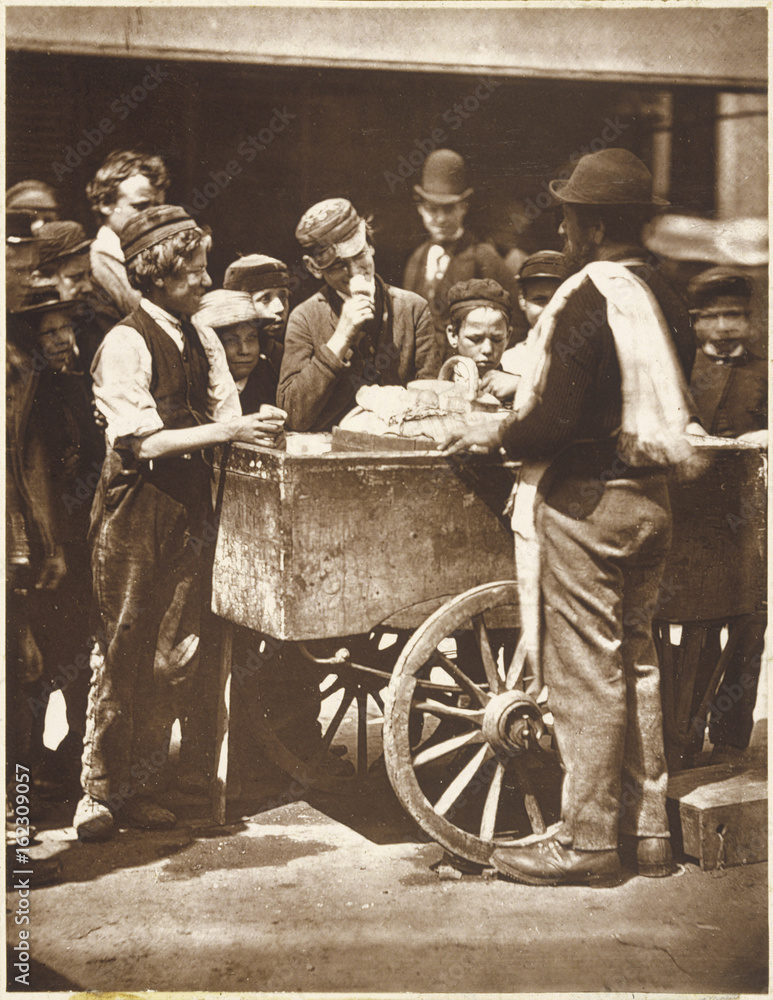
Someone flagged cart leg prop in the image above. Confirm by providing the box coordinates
[212,621,234,824]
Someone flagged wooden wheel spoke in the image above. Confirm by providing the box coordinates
[433,744,492,817]
[321,689,354,750]
[505,640,527,691]
[412,699,485,722]
[370,690,385,713]
[472,615,502,694]
[433,650,489,705]
[479,760,505,841]
[412,730,485,768]
[356,692,368,779]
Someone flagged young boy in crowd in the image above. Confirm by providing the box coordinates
[9,287,104,796]
[279,198,441,432]
[196,288,278,414]
[494,251,569,397]
[444,278,512,394]
[86,150,170,330]
[74,206,285,841]
[32,221,106,371]
[686,266,767,764]
[223,254,292,404]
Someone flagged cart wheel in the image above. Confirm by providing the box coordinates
[240,631,404,796]
[383,581,560,866]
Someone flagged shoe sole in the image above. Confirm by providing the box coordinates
[492,860,623,888]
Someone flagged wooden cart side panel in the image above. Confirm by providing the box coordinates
[212,456,289,636]
[281,461,516,638]
[656,448,767,621]
[213,447,518,640]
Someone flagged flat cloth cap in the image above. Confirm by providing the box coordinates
[36,221,92,266]
[196,289,257,330]
[224,254,290,293]
[686,267,753,309]
[447,278,511,321]
[519,250,568,284]
[295,198,368,269]
[121,205,198,261]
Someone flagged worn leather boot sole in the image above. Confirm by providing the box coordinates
[491,841,623,887]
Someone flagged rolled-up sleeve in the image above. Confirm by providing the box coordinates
[91,325,163,447]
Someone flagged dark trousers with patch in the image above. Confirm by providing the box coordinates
[81,454,210,807]
[537,472,672,851]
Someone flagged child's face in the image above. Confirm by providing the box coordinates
[447,306,510,375]
[251,287,289,339]
[55,252,93,301]
[518,278,561,328]
[693,295,752,356]
[219,321,262,381]
[158,244,212,317]
[37,309,76,372]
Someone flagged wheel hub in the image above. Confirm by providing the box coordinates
[481,690,544,754]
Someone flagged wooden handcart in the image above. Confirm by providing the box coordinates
[210,435,766,866]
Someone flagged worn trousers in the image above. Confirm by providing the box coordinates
[82,458,209,807]
[537,472,672,851]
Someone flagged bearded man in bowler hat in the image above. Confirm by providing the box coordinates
[403,149,523,347]
[443,148,698,886]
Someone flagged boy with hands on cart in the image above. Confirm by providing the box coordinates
[74,206,285,842]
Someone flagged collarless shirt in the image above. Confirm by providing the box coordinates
[91,297,241,448]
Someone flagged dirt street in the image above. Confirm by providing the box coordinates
[8,756,768,995]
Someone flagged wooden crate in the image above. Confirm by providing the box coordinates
[667,761,767,870]
[212,443,519,640]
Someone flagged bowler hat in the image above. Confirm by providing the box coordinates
[549,149,668,206]
[414,149,473,205]
[224,254,290,293]
[36,221,92,266]
[296,199,368,270]
[121,205,198,261]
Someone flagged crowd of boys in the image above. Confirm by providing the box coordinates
[6,144,767,886]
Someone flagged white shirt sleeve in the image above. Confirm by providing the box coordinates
[191,316,243,421]
[90,325,164,447]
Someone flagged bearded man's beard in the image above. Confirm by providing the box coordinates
[562,235,596,275]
